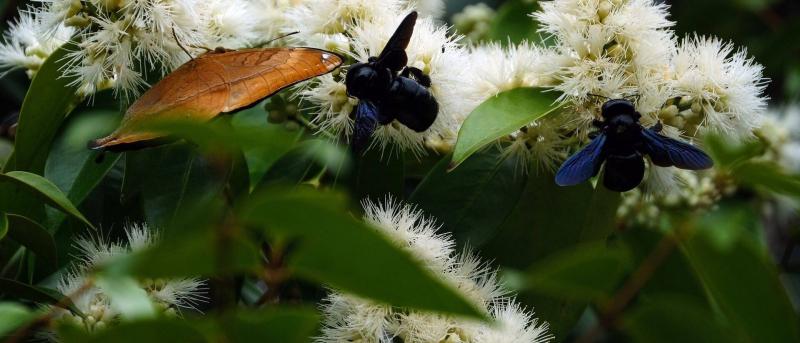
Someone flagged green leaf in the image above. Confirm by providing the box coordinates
[231,106,303,189]
[733,161,800,197]
[240,188,486,320]
[350,148,405,201]
[45,110,122,206]
[623,295,740,343]
[214,307,319,343]
[123,145,215,228]
[0,171,93,229]
[0,212,7,240]
[94,275,156,319]
[704,134,764,169]
[59,318,206,343]
[0,278,80,314]
[680,207,800,342]
[5,214,57,273]
[410,147,526,246]
[488,0,550,45]
[0,302,37,337]
[102,196,261,279]
[621,229,708,306]
[4,43,80,173]
[525,241,632,301]
[480,171,621,338]
[449,88,561,170]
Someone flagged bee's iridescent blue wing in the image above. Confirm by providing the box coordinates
[640,129,713,170]
[556,133,607,186]
[352,100,381,153]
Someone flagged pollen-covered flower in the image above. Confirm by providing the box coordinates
[669,36,768,140]
[316,198,553,343]
[0,9,73,78]
[290,1,478,156]
[1,0,264,99]
[49,224,205,338]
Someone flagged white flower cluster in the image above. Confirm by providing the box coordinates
[452,3,496,44]
[0,10,73,78]
[0,0,267,98]
[286,0,478,156]
[464,0,767,177]
[317,198,553,343]
[51,224,204,336]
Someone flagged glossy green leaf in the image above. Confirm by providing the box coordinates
[123,145,215,228]
[525,241,632,301]
[481,171,621,338]
[95,275,156,319]
[489,0,551,45]
[45,110,122,207]
[410,147,525,247]
[5,214,57,273]
[240,188,486,320]
[117,231,262,279]
[733,161,800,197]
[0,171,93,228]
[623,295,740,343]
[621,229,708,306]
[350,147,404,201]
[231,106,303,189]
[59,318,206,343]
[0,212,7,240]
[0,302,37,337]
[214,307,319,343]
[450,87,562,170]
[0,278,79,314]
[4,43,80,173]
[680,207,800,342]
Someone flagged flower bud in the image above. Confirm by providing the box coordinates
[678,96,693,110]
[597,1,613,21]
[660,105,679,119]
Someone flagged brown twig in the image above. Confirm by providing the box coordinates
[255,244,288,306]
[575,230,686,343]
[5,281,94,343]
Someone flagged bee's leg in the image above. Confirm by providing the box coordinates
[650,121,663,132]
[589,131,599,139]
[592,119,604,128]
[401,67,432,87]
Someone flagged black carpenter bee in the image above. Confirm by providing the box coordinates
[555,99,714,192]
[345,11,439,152]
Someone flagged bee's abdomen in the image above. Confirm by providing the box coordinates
[386,77,439,132]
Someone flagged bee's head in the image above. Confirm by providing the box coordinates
[345,62,392,99]
[601,99,641,134]
[601,99,638,120]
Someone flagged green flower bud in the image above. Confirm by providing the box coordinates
[678,96,693,110]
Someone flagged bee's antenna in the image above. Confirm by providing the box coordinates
[588,93,611,100]
[257,31,300,47]
[172,26,194,61]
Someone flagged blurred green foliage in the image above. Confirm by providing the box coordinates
[0,1,799,343]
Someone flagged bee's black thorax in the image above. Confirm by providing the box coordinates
[345,59,438,133]
[599,99,644,157]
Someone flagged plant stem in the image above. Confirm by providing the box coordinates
[576,229,686,343]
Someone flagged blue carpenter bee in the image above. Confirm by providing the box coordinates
[555,99,713,192]
[345,11,439,153]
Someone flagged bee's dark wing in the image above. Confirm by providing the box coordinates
[556,133,607,186]
[352,100,381,153]
[639,129,713,170]
[375,11,417,73]
[603,153,645,192]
